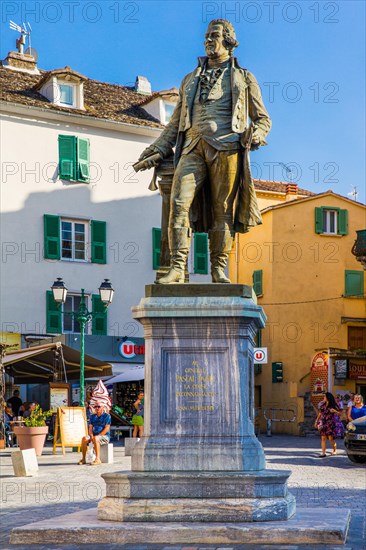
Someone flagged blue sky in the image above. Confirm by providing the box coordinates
[1,0,365,202]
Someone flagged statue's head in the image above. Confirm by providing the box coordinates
[204,19,239,58]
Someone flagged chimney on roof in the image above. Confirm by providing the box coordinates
[285,183,298,201]
[135,75,152,95]
[2,51,39,74]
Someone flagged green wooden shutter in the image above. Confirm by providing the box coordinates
[152,228,162,270]
[345,270,364,297]
[194,233,208,274]
[338,209,348,235]
[77,138,90,182]
[253,270,263,296]
[92,294,107,335]
[58,135,76,180]
[315,207,323,234]
[255,329,262,347]
[91,220,106,264]
[44,214,60,259]
[46,290,62,333]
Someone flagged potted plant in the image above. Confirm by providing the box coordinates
[14,405,53,456]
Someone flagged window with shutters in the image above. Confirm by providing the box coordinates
[63,294,90,334]
[44,215,106,264]
[46,291,62,334]
[61,219,88,261]
[253,270,263,297]
[323,209,337,234]
[314,207,348,235]
[44,215,61,260]
[91,220,107,264]
[348,326,366,350]
[46,292,106,335]
[344,270,364,297]
[92,294,108,336]
[58,135,90,183]
[255,329,262,347]
[152,228,161,270]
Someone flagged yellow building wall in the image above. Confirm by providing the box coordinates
[256,192,285,210]
[230,194,366,435]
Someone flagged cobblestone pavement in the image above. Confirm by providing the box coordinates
[0,435,365,549]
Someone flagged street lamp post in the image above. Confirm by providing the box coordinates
[51,278,114,407]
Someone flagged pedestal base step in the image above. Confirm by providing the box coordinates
[98,494,296,522]
[102,469,292,499]
[10,507,350,546]
[100,469,295,522]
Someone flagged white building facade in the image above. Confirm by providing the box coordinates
[0,53,210,358]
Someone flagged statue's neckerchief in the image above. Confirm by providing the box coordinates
[199,60,230,103]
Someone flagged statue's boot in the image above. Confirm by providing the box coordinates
[156,227,190,284]
[209,229,233,284]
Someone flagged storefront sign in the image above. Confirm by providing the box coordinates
[348,361,366,379]
[334,359,348,379]
[310,352,328,408]
[49,383,70,410]
[119,340,145,359]
[53,407,88,454]
[253,348,268,364]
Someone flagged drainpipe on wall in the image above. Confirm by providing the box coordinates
[328,348,333,393]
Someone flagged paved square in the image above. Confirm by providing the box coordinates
[1,435,365,549]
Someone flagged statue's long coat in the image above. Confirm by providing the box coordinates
[152,57,272,233]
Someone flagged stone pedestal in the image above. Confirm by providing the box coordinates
[132,284,266,472]
[9,284,350,545]
[99,284,295,522]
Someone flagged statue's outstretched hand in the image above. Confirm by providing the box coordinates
[133,146,162,172]
[139,145,158,161]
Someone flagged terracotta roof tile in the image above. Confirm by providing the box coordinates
[253,179,315,196]
[0,64,163,128]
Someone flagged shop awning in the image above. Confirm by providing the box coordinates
[3,342,112,384]
[106,364,144,384]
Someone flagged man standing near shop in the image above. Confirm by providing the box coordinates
[7,389,22,417]
[137,19,271,284]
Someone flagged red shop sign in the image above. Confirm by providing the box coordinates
[348,361,366,379]
[310,352,328,409]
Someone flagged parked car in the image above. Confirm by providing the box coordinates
[344,416,366,464]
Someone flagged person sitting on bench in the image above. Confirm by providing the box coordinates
[78,401,111,466]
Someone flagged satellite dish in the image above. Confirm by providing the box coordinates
[25,47,38,61]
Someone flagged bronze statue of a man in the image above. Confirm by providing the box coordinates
[138,19,271,284]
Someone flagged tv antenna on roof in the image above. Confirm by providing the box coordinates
[24,22,38,60]
[9,20,33,56]
[279,162,293,182]
[347,186,358,201]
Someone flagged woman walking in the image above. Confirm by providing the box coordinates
[314,392,342,457]
[132,391,144,438]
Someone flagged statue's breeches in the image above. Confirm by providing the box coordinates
[170,140,241,231]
